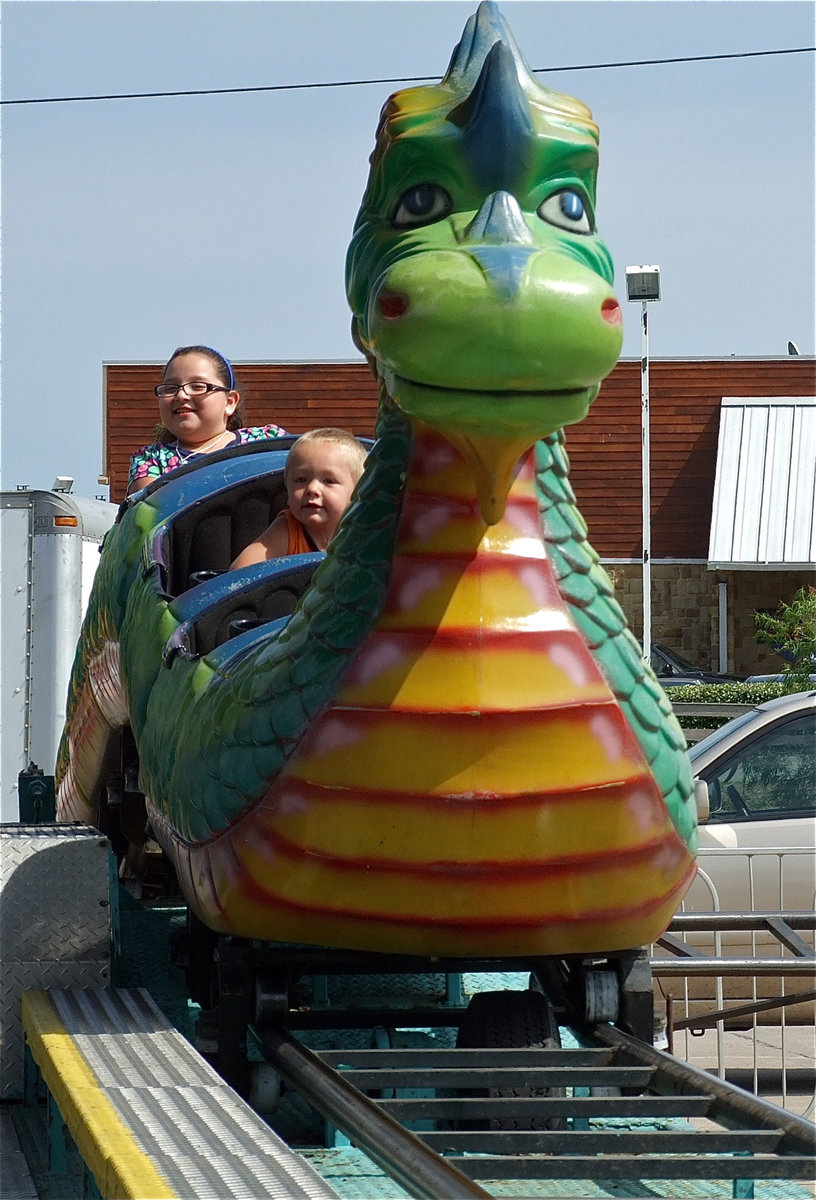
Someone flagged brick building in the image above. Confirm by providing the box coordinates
[103,356,815,677]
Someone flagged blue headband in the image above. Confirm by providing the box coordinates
[201,346,234,390]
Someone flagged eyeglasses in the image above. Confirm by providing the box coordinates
[155,381,230,399]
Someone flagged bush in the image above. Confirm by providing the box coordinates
[754,586,816,692]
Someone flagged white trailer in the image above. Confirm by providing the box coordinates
[0,488,118,821]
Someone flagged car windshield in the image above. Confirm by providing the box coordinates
[700,713,816,820]
[688,709,762,763]
[654,644,699,672]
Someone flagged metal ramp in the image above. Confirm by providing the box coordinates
[20,987,342,1200]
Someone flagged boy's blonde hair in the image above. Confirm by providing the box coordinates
[285,428,368,484]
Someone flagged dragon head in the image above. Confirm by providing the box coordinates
[346,2,624,520]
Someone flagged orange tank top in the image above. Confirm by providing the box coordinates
[283,509,317,554]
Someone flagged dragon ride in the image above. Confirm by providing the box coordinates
[56,2,696,961]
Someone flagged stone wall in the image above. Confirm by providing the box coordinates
[604,563,813,676]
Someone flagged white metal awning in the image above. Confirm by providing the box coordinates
[708,395,816,569]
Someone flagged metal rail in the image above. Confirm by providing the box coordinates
[654,959,815,975]
[667,912,816,930]
[592,1024,816,1157]
[669,989,816,1030]
[260,1024,816,1192]
[261,1027,490,1200]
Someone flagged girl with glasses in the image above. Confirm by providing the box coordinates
[127,345,287,495]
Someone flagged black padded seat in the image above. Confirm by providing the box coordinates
[164,473,289,597]
[133,435,373,600]
[166,555,324,660]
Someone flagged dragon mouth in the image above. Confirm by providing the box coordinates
[380,367,599,438]
[385,370,590,401]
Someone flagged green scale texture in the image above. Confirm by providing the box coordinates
[534,432,696,848]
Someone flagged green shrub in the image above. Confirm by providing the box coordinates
[754,586,816,693]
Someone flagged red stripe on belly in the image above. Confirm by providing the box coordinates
[339,626,612,711]
[188,838,696,934]
[217,822,684,880]
[258,772,662,812]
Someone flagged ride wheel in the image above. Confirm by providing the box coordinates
[455,988,566,1130]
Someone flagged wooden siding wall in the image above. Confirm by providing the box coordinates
[105,358,815,558]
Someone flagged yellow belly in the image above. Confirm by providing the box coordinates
[183,447,694,954]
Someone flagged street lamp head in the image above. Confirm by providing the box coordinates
[625,265,661,302]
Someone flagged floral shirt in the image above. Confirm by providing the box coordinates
[128,424,288,491]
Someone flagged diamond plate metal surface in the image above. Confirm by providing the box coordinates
[0,824,110,960]
[0,1107,39,1200]
[1,824,111,1097]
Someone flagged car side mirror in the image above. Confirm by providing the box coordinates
[694,777,710,822]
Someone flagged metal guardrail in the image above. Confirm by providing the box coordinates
[671,703,755,719]
[670,702,755,742]
[654,912,816,975]
[652,848,816,1117]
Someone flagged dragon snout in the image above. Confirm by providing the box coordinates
[378,281,623,329]
[366,246,623,395]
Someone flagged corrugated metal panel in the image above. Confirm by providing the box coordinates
[709,396,816,567]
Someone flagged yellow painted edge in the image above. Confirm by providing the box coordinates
[22,990,176,1200]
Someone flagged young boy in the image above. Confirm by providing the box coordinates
[231,428,368,567]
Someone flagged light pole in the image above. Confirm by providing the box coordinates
[625,265,661,661]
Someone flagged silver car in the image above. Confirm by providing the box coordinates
[690,690,815,879]
[660,692,815,1023]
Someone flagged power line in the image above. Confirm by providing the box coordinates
[2,45,813,107]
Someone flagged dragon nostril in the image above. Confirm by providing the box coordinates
[379,292,410,320]
[601,298,622,326]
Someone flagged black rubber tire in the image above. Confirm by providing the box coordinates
[455,989,566,1130]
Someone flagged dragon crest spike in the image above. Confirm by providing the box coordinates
[448,40,535,192]
[443,0,537,93]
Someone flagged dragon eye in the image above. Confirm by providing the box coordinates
[393,183,452,228]
[537,189,593,234]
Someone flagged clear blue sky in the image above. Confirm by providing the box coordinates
[2,1,814,499]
